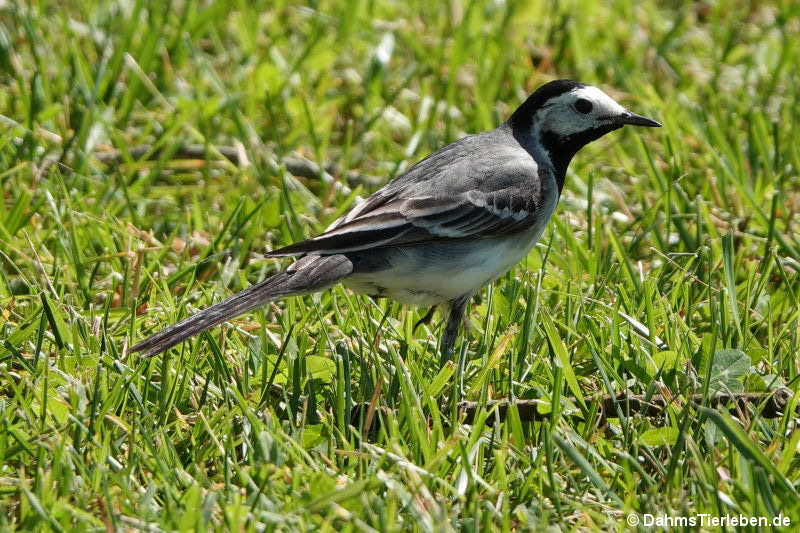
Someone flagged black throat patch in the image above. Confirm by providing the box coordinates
[539,124,622,193]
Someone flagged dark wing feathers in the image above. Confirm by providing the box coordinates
[269,189,539,256]
[270,222,418,256]
[269,129,547,257]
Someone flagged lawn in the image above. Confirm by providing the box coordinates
[1,0,800,530]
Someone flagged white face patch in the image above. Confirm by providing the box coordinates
[532,85,629,138]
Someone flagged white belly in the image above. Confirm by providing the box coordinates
[344,223,548,306]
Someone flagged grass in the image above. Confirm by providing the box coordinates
[2,0,800,530]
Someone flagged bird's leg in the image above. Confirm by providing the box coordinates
[440,294,471,364]
[413,306,437,332]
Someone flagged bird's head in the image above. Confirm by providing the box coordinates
[508,79,660,188]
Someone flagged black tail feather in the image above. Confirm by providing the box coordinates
[131,254,352,358]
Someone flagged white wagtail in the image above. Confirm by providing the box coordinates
[132,79,660,359]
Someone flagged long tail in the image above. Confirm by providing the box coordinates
[131,254,353,358]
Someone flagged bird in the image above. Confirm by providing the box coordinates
[131,79,660,360]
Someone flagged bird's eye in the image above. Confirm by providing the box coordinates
[574,98,593,114]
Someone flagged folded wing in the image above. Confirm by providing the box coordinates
[269,186,542,256]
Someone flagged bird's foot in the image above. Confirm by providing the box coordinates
[413,306,437,333]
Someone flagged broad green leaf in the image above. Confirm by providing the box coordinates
[638,427,679,446]
[305,355,336,382]
[709,349,750,393]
